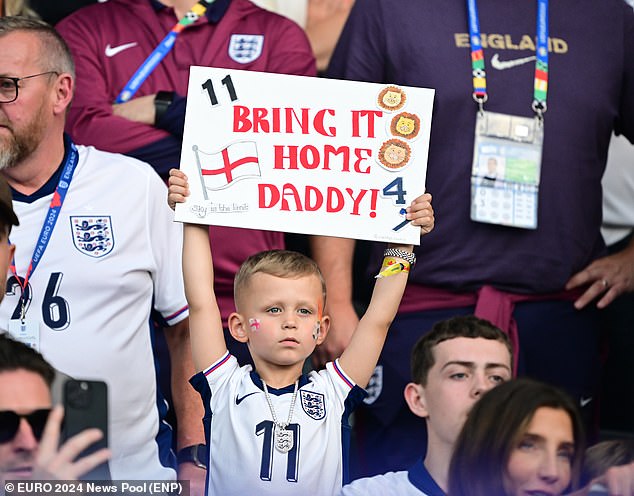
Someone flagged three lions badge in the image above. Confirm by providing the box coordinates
[300,391,325,420]
[71,216,114,258]
[228,34,264,64]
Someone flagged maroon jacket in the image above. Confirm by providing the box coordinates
[58,0,315,154]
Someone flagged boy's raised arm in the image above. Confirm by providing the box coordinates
[170,169,227,372]
[338,194,434,388]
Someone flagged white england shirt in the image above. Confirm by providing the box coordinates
[339,458,445,496]
[0,142,188,480]
[191,353,366,496]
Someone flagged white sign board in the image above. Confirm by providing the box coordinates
[175,66,435,244]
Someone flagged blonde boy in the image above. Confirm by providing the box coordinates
[168,169,434,495]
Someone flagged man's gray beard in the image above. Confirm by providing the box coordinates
[0,119,45,172]
[0,137,22,171]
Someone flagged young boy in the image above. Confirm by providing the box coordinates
[168,169,434,495]
[340,315,513,495]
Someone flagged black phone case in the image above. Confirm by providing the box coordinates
[62,379,111,481]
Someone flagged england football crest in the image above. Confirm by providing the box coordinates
[228,34,264,64]
[70,216,114,258]
[300,390,325,420]
[363,365,383,405]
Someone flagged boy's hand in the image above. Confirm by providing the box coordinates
[168,168,190,210]
[406,193,434,235]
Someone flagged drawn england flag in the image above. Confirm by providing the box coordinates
[193,141,261,194]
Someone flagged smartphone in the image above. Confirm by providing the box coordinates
[62,378,111,481]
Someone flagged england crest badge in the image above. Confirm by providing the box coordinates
[228,34,264,64]
[71,216,114,258]
[300,390,326,420]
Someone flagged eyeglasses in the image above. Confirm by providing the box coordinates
[0,72,59,104]
[0,409,51,443]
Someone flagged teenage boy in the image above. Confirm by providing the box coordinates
[168,168,434,495]
[340,315,513,495]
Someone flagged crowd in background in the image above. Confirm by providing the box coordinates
[1,0,633,495]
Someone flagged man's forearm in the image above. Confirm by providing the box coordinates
[310,235,356,307]
[164,318,205,449]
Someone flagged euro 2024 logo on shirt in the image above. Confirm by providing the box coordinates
[300,390,326,420]
[71,216,114,258]
[228,34,264,64]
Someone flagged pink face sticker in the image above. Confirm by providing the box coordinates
[248,318,261,332]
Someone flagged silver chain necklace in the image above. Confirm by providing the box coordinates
[262,379,299,453]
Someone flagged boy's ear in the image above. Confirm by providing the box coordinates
[314,315,331,345]
[404,382,429,419]
[228,312,249,343]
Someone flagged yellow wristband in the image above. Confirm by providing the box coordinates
[375,256,410,278]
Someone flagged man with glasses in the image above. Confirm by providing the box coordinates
[0,72,58,101]
[0,17,205,491]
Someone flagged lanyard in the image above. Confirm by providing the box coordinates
[115,0,217,103]
[466,0,549,118]
[9,143,79,319]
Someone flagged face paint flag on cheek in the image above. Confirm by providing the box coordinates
[249,318,261,332]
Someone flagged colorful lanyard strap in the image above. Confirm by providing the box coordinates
[115,0,217,103]
[9,142,79,319]
[466,0,549,118]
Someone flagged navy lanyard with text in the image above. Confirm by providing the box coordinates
[115,0,217,103]
[9,143,79,319]
[466,0,549,118]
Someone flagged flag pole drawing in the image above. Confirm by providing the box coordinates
[193,141,261,200]
[192,145,209,201]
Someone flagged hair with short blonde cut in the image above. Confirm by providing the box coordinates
[234,250,326,307]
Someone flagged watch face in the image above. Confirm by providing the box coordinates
[154,92,175,125]
[156,91,175,105]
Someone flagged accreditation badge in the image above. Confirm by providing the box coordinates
[7,319,40,351]
[470,111,543,229]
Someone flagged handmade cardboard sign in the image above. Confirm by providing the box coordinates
[175,66,435,244]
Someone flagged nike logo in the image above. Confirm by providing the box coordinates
[580,396,593,408]
[491,53,536,70]
[104,42,138,58]
[235,391,258,405]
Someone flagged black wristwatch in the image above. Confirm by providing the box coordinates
[176,444,207,469]
[154,90,175,125]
